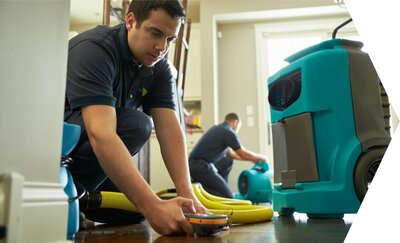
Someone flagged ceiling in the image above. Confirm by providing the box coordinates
[69,0,200,26]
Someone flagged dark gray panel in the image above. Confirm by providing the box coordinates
[272,113,319,188]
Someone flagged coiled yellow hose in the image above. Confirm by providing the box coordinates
[97,184,273,224]
[192,183,273,224]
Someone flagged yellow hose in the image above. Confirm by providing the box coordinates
[209,208,273,224]
[155,188,175,196]
[100,191,138,211]
[98,183,273,224]
[155,188,178,199]
[192,184,273,224]
[192,184,265,210]
[198,185,252,205]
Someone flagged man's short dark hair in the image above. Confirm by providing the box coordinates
[225,113,240,122]
[127,0,186,26]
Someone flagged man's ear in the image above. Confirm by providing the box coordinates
[125,12,136,31]
[230,120,237,129]
[234,120,241,130]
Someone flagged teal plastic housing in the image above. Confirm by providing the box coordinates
[60,122,81,239]
[234,162,273,203]
[268,39,363,218]
[62,122,81,156]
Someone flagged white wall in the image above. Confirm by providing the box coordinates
[0,1,71,242]
[216,23,262,192]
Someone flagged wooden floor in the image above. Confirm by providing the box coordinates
[74,213,354,243]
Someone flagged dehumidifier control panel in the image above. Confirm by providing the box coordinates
[268,69,301,111]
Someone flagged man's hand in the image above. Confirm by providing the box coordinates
[258,155,269,163]
[253,156,268,164]
[193,197,209,214]
[144,197,196,236]
[180,191,209,214]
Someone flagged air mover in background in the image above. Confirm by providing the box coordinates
[234,161,273,204]
[267,19,391,219]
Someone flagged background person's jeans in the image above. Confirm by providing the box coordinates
[189,157,234,198]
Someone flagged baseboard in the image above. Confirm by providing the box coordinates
[0,172,71,243]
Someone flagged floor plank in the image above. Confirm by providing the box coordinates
[75,213,354,242]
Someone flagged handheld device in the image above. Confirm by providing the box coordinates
[184,214,230,236]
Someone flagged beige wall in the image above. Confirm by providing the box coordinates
[217,22,260,145]
[217,23,262,191]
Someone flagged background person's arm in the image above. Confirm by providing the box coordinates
[227,147,268,163]
[81,104,195,235]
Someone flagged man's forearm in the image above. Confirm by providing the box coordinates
[157,123,193,195]
[236,148,267,163]
[89,132,161,214]
[152,108,194,196]
[227,148,243,160]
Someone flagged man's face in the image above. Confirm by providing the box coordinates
[125,9,181,67]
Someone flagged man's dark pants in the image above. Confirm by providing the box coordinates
[66,108,152,224]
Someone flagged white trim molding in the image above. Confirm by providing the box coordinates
[1,173,71,243]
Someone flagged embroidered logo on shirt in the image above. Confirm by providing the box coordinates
[142,88,148,96]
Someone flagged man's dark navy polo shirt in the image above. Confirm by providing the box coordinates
[189,123,242,163]
[64,23,176,121]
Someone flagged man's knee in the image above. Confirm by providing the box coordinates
[117,108,152,131]
[116,108,152,154]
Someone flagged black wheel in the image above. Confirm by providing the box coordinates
[353,147,387,202]
[278,207,295,217]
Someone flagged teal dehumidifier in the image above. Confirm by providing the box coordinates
[267,19,391,218]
